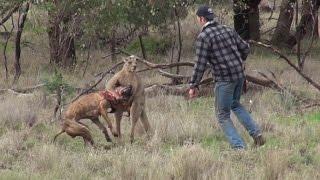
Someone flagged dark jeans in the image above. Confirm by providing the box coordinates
[214,78,261,149]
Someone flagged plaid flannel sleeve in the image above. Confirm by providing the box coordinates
[189,36,209,88]
[234,31,250,61]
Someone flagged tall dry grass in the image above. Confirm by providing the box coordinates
[0,67,319,179]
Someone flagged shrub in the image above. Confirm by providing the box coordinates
[126,35,171,56]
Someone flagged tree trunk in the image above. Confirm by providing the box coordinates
[175,8,182,76]
[48,9,61,65]
[233,1,250,40]
[271,0,296,47]
[47,2,76,67]
[295,0,320,40]
[13,2,29,85]
[138,35,147,59]
[248,8,261,40]
[294,0,320,70]
[111,29,116,62]
[61,14,76,67]
[233,0,261,40]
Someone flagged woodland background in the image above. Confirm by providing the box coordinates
[0,0,320,179]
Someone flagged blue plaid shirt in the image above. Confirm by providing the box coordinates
[190,21,250,88]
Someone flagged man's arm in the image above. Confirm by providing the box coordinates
[234,31,250,61]
[189,36,210,89]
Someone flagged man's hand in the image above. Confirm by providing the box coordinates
[242,62,246,71]
[188,87,198,99]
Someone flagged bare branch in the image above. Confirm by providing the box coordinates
[101,51,121,59]
[302,102,320,109]
[158,70,190,81]
[249,40,320,91]
[68,61,124,104]
[0,3,21,26]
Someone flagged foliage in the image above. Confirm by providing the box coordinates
[75,0,195,46]
[126,35,172,55]
[43,70,74,97]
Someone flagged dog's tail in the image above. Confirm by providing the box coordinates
[53,130,65,143]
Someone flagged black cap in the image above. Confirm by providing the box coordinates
[196,5,214,20]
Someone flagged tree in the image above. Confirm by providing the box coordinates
[271,0,296,47]
[295,0,320,42]
[233,0,261,40]
[13,2,30,85]
[46,0,80,67]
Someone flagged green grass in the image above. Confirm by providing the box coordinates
[3,91,319,179]
[305,112,320,122]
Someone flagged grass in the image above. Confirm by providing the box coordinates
[0,4,320,180]
[0,85,319,179]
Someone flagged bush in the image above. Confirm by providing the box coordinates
[126,35,171,56]
[43,71,75,103]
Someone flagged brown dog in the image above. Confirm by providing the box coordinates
[53,86,132,146]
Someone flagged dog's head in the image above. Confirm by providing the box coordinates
[115,85,133,101]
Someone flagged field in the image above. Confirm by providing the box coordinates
[1,4,320,180]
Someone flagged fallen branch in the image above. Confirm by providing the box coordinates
[0,83,45,95]
[156,68,282,90]
[120,48,289,91]
[302,102,320,109]
[255,71,283,91]
[158,69,190,82]
[145,83,213,97]
[249,40,320,92]
[101,51,121,59]
[145,84,188,96]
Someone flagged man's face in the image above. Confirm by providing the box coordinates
[197,16,206,26]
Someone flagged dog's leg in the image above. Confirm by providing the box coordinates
[64,119,94,146]
[99,100,117,136]
[83,137,95,148]
[92,118,112,142]
[78,121,90,129]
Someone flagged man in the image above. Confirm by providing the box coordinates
[188,5,265,149]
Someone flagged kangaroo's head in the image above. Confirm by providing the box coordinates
[122,55,138,73]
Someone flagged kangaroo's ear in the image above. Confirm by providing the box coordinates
[122,57,128,63]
